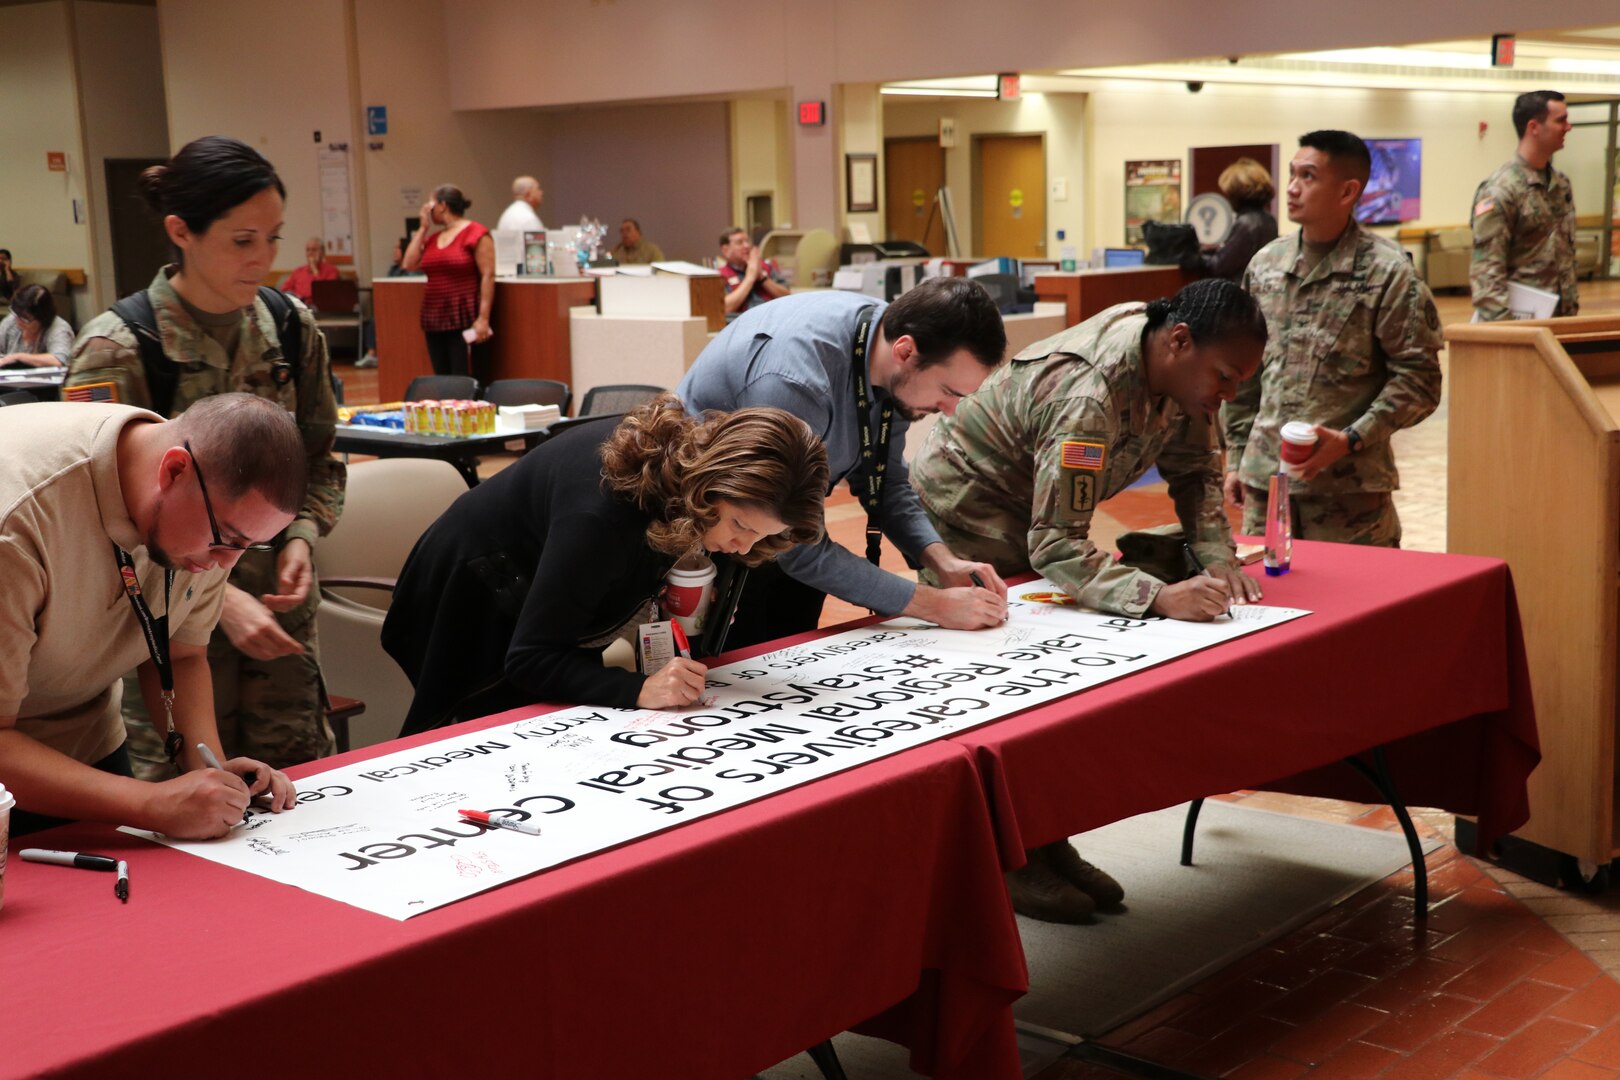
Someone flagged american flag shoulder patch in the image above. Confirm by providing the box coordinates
[1473,197,1495,218]
[1060,440,1105,471]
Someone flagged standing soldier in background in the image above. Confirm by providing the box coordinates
[1227,130,1442,547]
[66,135,344,779]
[1471,90,1578,320]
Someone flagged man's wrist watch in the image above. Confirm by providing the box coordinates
[1342,428,1364,454]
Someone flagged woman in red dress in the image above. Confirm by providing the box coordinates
[402,183,494,379]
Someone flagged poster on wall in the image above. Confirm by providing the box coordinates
[1125,159,1183,245]
[317,144,356,259]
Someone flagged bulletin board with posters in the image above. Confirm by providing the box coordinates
[1125,160,1183,245]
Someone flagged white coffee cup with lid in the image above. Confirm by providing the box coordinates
[1279,421,1319,477]
[663,555,718,638]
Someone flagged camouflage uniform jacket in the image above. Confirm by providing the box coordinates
[1227,223,1442,496]
[1470,156,1578,321]
[66,266,345,558]
[912,303,1233,617]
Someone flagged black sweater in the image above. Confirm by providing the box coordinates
[382,417,674,735]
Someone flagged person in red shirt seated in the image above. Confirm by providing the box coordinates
[279,237,338,305]
[718,227,790,315]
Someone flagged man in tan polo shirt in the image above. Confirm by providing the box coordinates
[1,394,305,837]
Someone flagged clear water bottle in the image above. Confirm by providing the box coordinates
[1265,470,1292,576]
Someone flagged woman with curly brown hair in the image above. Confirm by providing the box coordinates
[383,395,828,736]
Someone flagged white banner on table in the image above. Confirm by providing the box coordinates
[127,582,1308,919]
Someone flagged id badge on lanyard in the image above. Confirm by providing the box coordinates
[849,305,890,567]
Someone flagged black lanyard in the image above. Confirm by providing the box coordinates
[849,305,889,567]
[111,544,183,765]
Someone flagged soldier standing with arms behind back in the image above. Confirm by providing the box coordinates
[1225,130,1442,547]
[1471,89,1578,321]
[66,135,344,779]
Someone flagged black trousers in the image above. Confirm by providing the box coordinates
[723,562,828,651]
[423,329,493,383]
[11,742,134,836]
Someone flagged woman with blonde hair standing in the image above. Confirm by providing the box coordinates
[384,395,828,735]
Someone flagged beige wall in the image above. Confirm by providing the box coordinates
[731,97,794,236]
[0,3,91,277]
[885,93,1087,257]
[534,102,732,264]
[159,0,357,269]
[76,0,168,310]
[839,83,884,242]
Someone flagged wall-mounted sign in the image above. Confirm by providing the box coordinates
[366,105,388,136]
[1491,34,1515,68]
[798,100,826,126]
[997,73,1021,101]
[939,117,957,148]
[46,152,66,172]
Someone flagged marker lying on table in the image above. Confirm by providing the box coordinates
[116,861,129,903]
[19,849,119,872]
[459,809,542,836]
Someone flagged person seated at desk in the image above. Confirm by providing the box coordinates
[0,248,17,302]
[1201,158,1278,283]
[279,237,339,305]
[911,278,1268,924]
[611,218,664,265]
[718,227,789,314]
[0,394,301,838]
[0,283,73,368]
[382,396,828,736]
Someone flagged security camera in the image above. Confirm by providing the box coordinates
[1187,81,1204,93]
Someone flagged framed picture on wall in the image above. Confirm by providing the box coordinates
[1124,159,1182,245]
[846,153,878,213]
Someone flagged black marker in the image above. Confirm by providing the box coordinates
[115,860,129,903]
[1181,542,1231,617]
[969,571,987,589]
[19,849,119,872]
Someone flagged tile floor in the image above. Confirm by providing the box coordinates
[337,279,1620,1079]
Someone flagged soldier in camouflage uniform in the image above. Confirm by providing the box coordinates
[912,278,1268,924]
[1471,90,1578,321]
[1227,131,1443,547]
[66,136,344,779]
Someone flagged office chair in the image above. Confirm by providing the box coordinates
[405,374,480,402]
[312,457,469,750]
[0,390,37,407]
[577,383,663,417]
[485,378,572,414]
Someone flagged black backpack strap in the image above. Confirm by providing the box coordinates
[110,287,305,418]
[109,290,178,417]
[256,286,303,386]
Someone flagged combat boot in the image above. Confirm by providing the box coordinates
[1041,840,1125,910]
[1005,858,1096,924]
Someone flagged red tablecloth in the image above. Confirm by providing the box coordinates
[945,542,1540,867]
[0,723,1026,1079]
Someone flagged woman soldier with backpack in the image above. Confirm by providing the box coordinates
[65,135,344,780]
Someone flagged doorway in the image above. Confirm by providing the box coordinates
[105,159,169,300]
[884,137,946,254]
[975,133,1045,259]
[1565,99,1618,280]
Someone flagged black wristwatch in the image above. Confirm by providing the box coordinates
[1342,428,1364,454]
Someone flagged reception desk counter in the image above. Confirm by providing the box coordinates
[373,276,598,400]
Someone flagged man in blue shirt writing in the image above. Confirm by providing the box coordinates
[678,276,1010,647]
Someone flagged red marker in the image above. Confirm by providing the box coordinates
[458,809,541,836]
[670,621,693,659]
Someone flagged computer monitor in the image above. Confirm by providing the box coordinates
[1103,248,1146,269]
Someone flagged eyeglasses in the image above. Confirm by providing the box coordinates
[185,440,276,552]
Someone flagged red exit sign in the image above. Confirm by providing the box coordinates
[798,100,826,126]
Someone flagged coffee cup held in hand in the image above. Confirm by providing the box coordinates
[1279,421,1319,477]
[663,555,717,637]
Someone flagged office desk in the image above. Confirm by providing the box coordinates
[332,423,547,486]
[1034,267,1195,328]
[0,733,1025,1080]
[939,543,1537,867]
[373,277,598,401]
